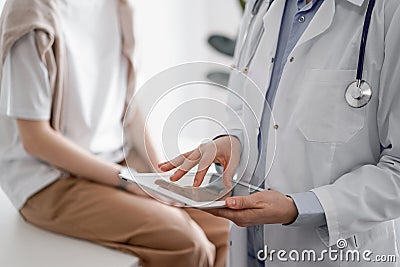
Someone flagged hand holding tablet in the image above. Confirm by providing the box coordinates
[119,171,262,209]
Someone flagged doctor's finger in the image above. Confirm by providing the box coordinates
[221,153,240,188]
[170,149,201,181]
[158,150,193,171]
[193,148,215,187]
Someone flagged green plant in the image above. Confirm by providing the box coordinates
[239,0,246,11]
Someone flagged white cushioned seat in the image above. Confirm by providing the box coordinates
[0,189,140,267]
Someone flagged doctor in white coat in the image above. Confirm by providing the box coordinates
[159,0,400,266]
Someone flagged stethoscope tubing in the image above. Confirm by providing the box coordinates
[252,0,264,16]
[356,0,376,81]
[238,0,275,70]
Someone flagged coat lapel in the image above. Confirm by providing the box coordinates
[295,0,336,49]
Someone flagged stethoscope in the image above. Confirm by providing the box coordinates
[345,0,375,108]
[238,0,376,108]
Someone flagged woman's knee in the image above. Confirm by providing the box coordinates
[134,211,217,266]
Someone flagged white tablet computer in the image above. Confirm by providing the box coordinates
[119,172,263,209]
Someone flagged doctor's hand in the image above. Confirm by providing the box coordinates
[207,190,298,226]
[158,135,241,188]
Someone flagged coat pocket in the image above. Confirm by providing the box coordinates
[295,69,366,143]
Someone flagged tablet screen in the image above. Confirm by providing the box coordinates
[155,179,230,202]
[154,175,262,202]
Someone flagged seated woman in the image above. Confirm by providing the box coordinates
[0,1,229,267]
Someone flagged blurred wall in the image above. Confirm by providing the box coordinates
[132,0,242,158]
[133,0,241,87]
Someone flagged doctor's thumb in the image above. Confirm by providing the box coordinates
[226,196,250,210]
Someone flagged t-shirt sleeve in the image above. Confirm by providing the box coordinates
[0,31,53,120]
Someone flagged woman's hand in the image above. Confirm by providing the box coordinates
[207,190,299,226]
[158,135,241,188]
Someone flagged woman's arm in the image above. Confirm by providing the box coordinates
[17,119,122,187]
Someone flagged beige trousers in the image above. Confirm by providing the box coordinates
[20,177,230,267]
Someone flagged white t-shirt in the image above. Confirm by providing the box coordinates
[0,0,128,209]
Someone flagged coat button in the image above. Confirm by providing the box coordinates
[289,57,295,63]
[273,124,279,130]
[242,67,249,74]
[298,15,305,23]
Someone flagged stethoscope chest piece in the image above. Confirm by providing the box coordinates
[345,80,372,108]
